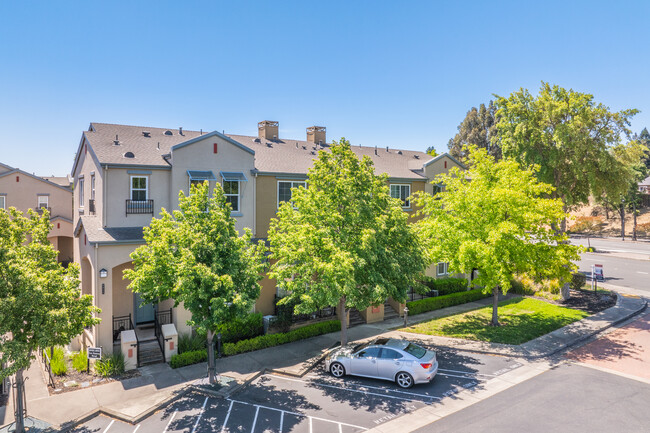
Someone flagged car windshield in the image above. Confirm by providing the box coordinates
[352,342,371,354]
[403,343,427,359]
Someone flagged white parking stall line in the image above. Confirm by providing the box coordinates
[227,399,368,431]
[309,416,313,433]
[437,372,483,379]
[280,411,284,433]
[275,374,440,401]
[339,422,343,433]
[191,396,209,433]
[437,368,495,377]
[220,400,234,433]
[162,410,177,433]
[637,271,649,274]
[132,424,140,433]
[251,406,260,432]
[102,419,115,433]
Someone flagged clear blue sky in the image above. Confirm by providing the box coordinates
[1,1,648,175]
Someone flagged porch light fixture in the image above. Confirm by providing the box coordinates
[99,268,108,278]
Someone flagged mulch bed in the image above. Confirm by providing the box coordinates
[554,289,617,314]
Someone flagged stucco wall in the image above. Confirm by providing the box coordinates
[104,167,171,228]
[423,155,464,195]
[170,135,255,234]
[73,139,104,225]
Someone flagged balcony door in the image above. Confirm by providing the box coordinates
[134,292,155,324]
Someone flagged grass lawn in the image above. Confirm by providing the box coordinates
[401,297,589,345]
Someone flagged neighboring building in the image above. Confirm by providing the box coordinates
[639,175,650,194]
[71,121,464,354]
[0,162,74,264]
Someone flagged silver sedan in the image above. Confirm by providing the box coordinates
[324,338,438,388]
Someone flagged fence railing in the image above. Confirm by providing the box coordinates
[641,194,650,208]
[126,199,154,216]
[274,296,336,323]
[40,348,55,388]
[113,314,134,342]
[153,308,172,355]
[406,288,439,302]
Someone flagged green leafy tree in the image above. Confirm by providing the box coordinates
[124,182,266,384]
[495,82,642,231]
[0,208,99,432]
[415,147,580,326]
[638,127,650,169]
[448,101,500,162]
[268,138,426,346]
[425,146,438,157]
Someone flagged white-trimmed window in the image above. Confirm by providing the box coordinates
[437,262,448,276]
[130,176,148,201]
[91,174,96,200]
[432,183,443,195]
[278,181,306,208]
[390,184,411,208]
[223,180,240,212]
[78,178,84,208]
[37,195,48,209]
[0,195,5,210]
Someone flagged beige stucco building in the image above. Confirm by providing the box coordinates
[0,162,73,263]
[71,121,465,355]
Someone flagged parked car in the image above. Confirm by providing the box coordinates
[324,338,438,388]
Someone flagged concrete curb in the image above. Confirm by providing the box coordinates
[45,386,193,432]
[397,294,648,360]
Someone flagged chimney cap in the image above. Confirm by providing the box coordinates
[258,120,279,127]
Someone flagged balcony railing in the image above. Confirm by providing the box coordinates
[88,199,96,215]
[35,206,51,214]
[126,199,154,216]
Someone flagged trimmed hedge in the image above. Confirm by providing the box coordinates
[169,320,341,368]
[420,277,468,296]
[570,272,587,291]
[223,320,341,356]
[406,288,490,316]
[170,349,208,369]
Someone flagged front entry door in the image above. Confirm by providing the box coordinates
[134,292,155,324]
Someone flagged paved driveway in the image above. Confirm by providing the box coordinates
[71,348,522,432]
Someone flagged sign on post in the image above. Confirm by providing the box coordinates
[88,347,102,360]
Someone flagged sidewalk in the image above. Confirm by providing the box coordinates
[1,291,646,431]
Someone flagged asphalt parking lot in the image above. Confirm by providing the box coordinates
[71,348,523,433]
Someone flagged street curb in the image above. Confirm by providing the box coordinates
[411,294,648,360]
[46,386,193,432]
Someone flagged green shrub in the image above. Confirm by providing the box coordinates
[72,351,88,372]
[509,278,536,296]
[216,313,264,343]
[95,353,125,377]
[223,320,341,356]
[406,289,490,316]
[419,277,468,296]
[570,273,587,291]
[178,332,206,354]
[50,357,67,376]
[170,349,208,369]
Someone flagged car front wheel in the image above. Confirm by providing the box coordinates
[330,362,345,378]
[395,371,414,389]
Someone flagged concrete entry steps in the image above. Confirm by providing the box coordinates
[384,301,399,321]
[138,340,165,366]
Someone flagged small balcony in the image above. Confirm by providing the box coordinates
[88,199,96,215]
[35,206,51,214]
[126,199,154,216]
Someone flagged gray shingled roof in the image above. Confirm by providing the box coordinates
[83,123,432,180]
[78,215,144,244]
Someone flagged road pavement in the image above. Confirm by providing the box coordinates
[71,348,524,433]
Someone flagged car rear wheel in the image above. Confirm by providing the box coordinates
[395,371,414,389]
[329,362,345,378]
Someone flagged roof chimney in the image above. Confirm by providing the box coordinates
[114,134,120,146]
[179,127,184,136]
[258,121,279,141]
[306,126,326,144]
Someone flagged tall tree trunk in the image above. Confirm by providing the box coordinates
[339,296,348,346]
[14,368,25,433]
[490,287,500,326]
[633,201,637,241]
[206,330,216,384]
[620,203,625,241]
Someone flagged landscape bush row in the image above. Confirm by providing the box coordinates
[170,319,341,369]
[406,288,490,315]
[419,277,468,296]
[43,347,124,378]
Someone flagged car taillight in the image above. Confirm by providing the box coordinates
[420,363,433,369]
